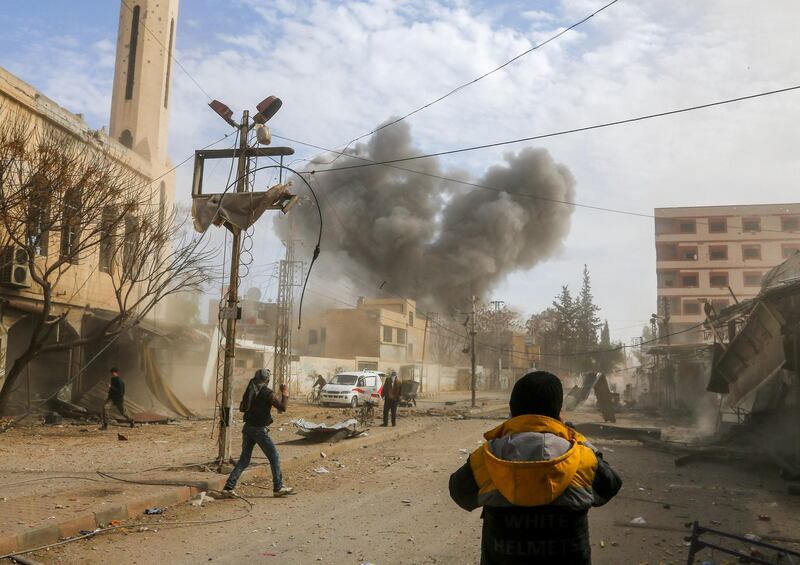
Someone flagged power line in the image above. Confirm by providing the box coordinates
[326,0,619,161]
[309,84,800,174]
[120,0,213,101]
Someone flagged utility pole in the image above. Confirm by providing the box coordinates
[420,314,429,394]
[470,295,477,408]
[217,111,250,464]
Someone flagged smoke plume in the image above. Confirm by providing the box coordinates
[275,121,576,313]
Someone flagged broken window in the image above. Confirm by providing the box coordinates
[382,325,392,342]
[742,217,761,232]
[683,301,701,315]
[783,244,800,259]
[742,244,761,260]
[708,218,727,233]
[709,272,729,287]
[708,245,727,261]
[743,272,762,287]
[657,270,677,288]
[782,216,799,232]
[680,273,699,288]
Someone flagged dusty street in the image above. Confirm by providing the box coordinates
[16,410,800,565]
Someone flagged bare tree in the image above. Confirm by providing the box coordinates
[427,317,466,366]
[0,111,214,415]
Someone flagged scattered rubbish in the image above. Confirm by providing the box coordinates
[262,552,277,557]
[757,514,771,521]
[662,504,671,510]
[108,520,121,527]
[44,411,63,425]
[54,504,67,509]
[458,448,469,454]
[144,507,164,515]
[599,540,605,548]
[320,452,327,458]
[574,422,661,441]
[744,533,762,542]
[402,499,411,504]
[79,530,96,536]
[291,419,365,442]
[710,520,721,525]
[630,517,647,525]
[117,433,128,441]
[190,492,215,507]
[314,467,330,474]
[444,401,456,405]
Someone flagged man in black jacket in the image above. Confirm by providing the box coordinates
[222,369,294,497]
[449,371,622,564]
[100,367,134,430]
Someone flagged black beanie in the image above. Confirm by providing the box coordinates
[509,371,563,419]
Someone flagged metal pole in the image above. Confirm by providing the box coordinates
[420,315,428,394]
[217,110,250,464]
[471,295,477,408]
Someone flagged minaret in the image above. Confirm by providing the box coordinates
[109,0,179,167]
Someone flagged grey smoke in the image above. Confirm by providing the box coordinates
[275,121,576,313]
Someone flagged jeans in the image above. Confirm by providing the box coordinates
[225,423,283,491]
[383,399,399,426]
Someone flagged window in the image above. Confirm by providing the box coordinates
[409,311,414,326]
[123,215,138,272]
[364,376,376,387]
[125,5,140,100]
[658,296,681,317]
[320,327,326,343]
[708,245,727,261]
[709,272,729,287]
[683,301,701,315]
[383,326,392,342]
[397,328,407,345]
[679,246,698,261]
[164,18,175,108]
[655,218,674,235]
[678,219,696,234]
[783,244,800,259]
[99,206,116,274]
[119,130,133,149]
[708,218,727,233]
[711,299,730,311]
[657,270,677,288]
[308,329,318,345]
[742,217,761,232]
[680,273,699,288]
[656,244,677,261]
[26,175,49,256]
[408,343,414,358]
[742,244,761,260]
[782,216,799,232]
[60,187,82,262]
[743,272,763,287]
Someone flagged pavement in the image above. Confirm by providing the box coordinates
[0,391,508,559]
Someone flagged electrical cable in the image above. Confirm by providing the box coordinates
[309,84,800,174]
[322,0,620,164]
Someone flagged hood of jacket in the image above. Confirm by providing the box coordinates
[471,415,591,507]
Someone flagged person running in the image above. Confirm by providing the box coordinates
[100,367,134,430]
[222,368,293,497]
[381,370,402,427]
[449,371,622,564]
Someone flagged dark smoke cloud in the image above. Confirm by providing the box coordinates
[275,121,575,313]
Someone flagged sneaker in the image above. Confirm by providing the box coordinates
[218,489,238,499]
[273,486,294,497]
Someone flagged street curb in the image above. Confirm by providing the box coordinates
[0,466,267,557]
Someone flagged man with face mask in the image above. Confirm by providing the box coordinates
[222,368,293,497]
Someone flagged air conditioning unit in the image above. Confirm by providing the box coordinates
[0,246,31,288]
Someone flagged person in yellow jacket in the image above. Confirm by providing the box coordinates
[449,371,622,565]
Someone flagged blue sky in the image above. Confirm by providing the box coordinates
[2,0,799,340]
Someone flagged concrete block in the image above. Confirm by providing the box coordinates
[57,513,97,538]
[17,524,59,552]
[0,534,18,556]
[94,503,127,527]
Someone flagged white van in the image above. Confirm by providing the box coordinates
[320,371,385,408]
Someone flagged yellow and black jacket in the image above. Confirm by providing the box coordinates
[449,415,622,565]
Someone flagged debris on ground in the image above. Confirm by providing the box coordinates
[117,433,128,441]
[144,507,163,515]
[291,419,365,442]
[189,492,215,507]
[630,517,647,525]
[314,467,330,474]
[574,422,662,441]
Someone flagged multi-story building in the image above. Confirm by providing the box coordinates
[654,203,800,343]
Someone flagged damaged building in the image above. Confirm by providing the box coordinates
[0,0,193,418]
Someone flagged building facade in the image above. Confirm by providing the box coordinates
[654,203,800,343]
[0,0,180,411]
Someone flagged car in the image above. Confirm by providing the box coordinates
[320,371,385,408]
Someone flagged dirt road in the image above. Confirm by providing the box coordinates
[26,415,800,564]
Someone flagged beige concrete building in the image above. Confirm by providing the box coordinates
[655,203,800,343]
[0,0,180,411]
[296,297,428,372]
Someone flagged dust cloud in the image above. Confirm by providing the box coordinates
[276,121,576,313]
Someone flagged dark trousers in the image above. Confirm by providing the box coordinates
[383,399,399,426]
[101,397,132,426]
[225,423,283,492]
